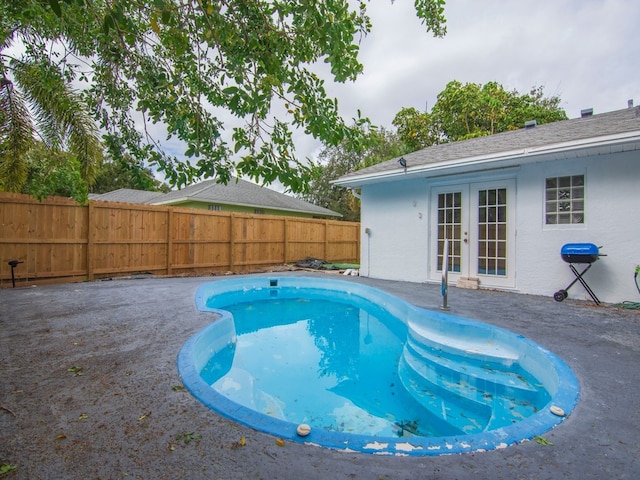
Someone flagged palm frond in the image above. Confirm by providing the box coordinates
[12,57,102,184]
[0,79,34,191]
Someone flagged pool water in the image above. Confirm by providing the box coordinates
[199,297,548,438]
[178,276,579,455]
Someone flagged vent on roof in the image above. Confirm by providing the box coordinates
[524,120,537,128]
[581,108,593,118]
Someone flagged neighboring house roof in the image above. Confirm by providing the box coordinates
[335,106,640,187]
[91,178,341,218]
[89,189,164,204]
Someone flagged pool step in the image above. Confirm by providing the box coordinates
[398,352,492,434]
[407,321,520,368]
[400,334,546,431]
[405,336,540,402]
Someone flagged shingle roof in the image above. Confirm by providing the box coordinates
[91,178,340,217]
[336,106,640,184]
[155,177,340,217]
[89,189,164,204]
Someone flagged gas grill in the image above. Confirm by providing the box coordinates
[554,243,603,305]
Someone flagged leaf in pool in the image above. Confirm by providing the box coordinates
[534,435,554,446]
[396,419,421,436]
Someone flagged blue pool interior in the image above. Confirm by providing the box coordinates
[177,276,580,456]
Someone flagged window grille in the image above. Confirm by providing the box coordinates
[545,175,584,224]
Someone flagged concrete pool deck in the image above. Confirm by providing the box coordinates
[1,272,639,479]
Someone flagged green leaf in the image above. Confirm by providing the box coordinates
[49,0,62,17]
[534,435,554,446]
[103,13,114,34]
[0,463,18,475]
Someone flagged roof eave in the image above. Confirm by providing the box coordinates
[333,131,640,188]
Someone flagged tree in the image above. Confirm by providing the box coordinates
[392,106,434,152]
[19,142,90,202]
[91,155,170,194]
[393,81,567,149]
[430,80,567,142]
[0,0,447,194]
[0,53,103,193]
[302,128,408,221]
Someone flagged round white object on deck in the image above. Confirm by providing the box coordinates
[296,424,311,437]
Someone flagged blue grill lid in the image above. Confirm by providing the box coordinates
[561,243,599,256]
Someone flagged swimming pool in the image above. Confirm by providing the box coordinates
[177,276,579,456]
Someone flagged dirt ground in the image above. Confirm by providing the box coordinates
[1,273,639,479]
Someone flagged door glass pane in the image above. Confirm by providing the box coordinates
[437,192,462,273]
[477,188,507,277]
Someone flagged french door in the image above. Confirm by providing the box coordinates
[430,179,516,288]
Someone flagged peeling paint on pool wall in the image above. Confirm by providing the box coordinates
[177,276,580,456]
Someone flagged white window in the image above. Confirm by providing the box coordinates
[208,204,222,211]
[545,175,584,224]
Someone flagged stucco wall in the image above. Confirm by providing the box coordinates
[360,178,429,282]
[516,151,640,303]
[360,150,640,304]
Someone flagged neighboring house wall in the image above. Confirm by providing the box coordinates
[170,200,326,218]
[360,150,640,304]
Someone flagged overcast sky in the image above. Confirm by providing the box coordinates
[290,0,640,163]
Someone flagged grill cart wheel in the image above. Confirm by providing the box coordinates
[554,290,568,302]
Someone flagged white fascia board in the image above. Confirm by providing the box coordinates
[524,130,640,154]
[333,131,640,188]
[151,196,190,205]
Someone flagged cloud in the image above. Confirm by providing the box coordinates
[331,0,639,124]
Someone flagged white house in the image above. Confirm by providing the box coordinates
[335,106,640,304]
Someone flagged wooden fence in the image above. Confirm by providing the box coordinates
[0,193,360,287]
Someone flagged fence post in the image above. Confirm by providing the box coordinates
[87,202,94,281]
[324,220,329,260]
[229,213,235,271]
[166,208,173,276]
[283,217,289,264]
